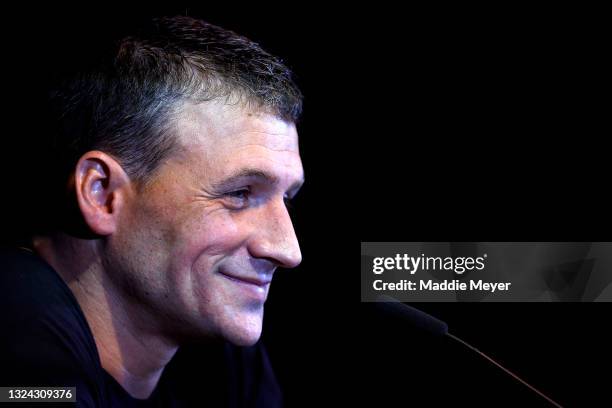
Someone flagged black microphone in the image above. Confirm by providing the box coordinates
[376,295,449,336]
[376,296,563,408]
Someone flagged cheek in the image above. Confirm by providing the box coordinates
[166,210,250,302]
[171,213,253,324]
[174,211,246,263]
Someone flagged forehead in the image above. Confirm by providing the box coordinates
[172,101,302,181]
[177,101,299,152]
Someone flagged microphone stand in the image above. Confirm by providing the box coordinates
[446,332,563,408]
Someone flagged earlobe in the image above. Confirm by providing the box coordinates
[74,151,131,236]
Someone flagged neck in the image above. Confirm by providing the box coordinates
[32,233,178,399]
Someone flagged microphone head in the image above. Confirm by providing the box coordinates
[375,296,449,337]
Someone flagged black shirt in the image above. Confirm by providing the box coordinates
[0,247,282,407]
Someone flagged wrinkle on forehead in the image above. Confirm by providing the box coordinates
[234,143,300,153]
[160,100,303,191]
[174,101,299,153]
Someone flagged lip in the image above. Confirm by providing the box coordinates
[219,272,272,287]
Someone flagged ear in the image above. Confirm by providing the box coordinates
[74,151,132,236]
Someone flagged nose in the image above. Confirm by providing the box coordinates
[248,198,302,269]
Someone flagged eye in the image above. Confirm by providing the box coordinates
[227,189,250,199]
[224,188,251,209]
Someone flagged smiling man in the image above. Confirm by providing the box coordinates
[0,16,302,407]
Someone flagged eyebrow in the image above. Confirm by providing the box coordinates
[212,168,304,193]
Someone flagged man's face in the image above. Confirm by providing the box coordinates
[107,102,303,346]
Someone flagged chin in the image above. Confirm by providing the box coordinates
[228,333,261,347]
[222,314,264,346]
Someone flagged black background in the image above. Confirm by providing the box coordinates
[2,4,610,407]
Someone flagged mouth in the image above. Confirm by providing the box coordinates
[218,271,272,289]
